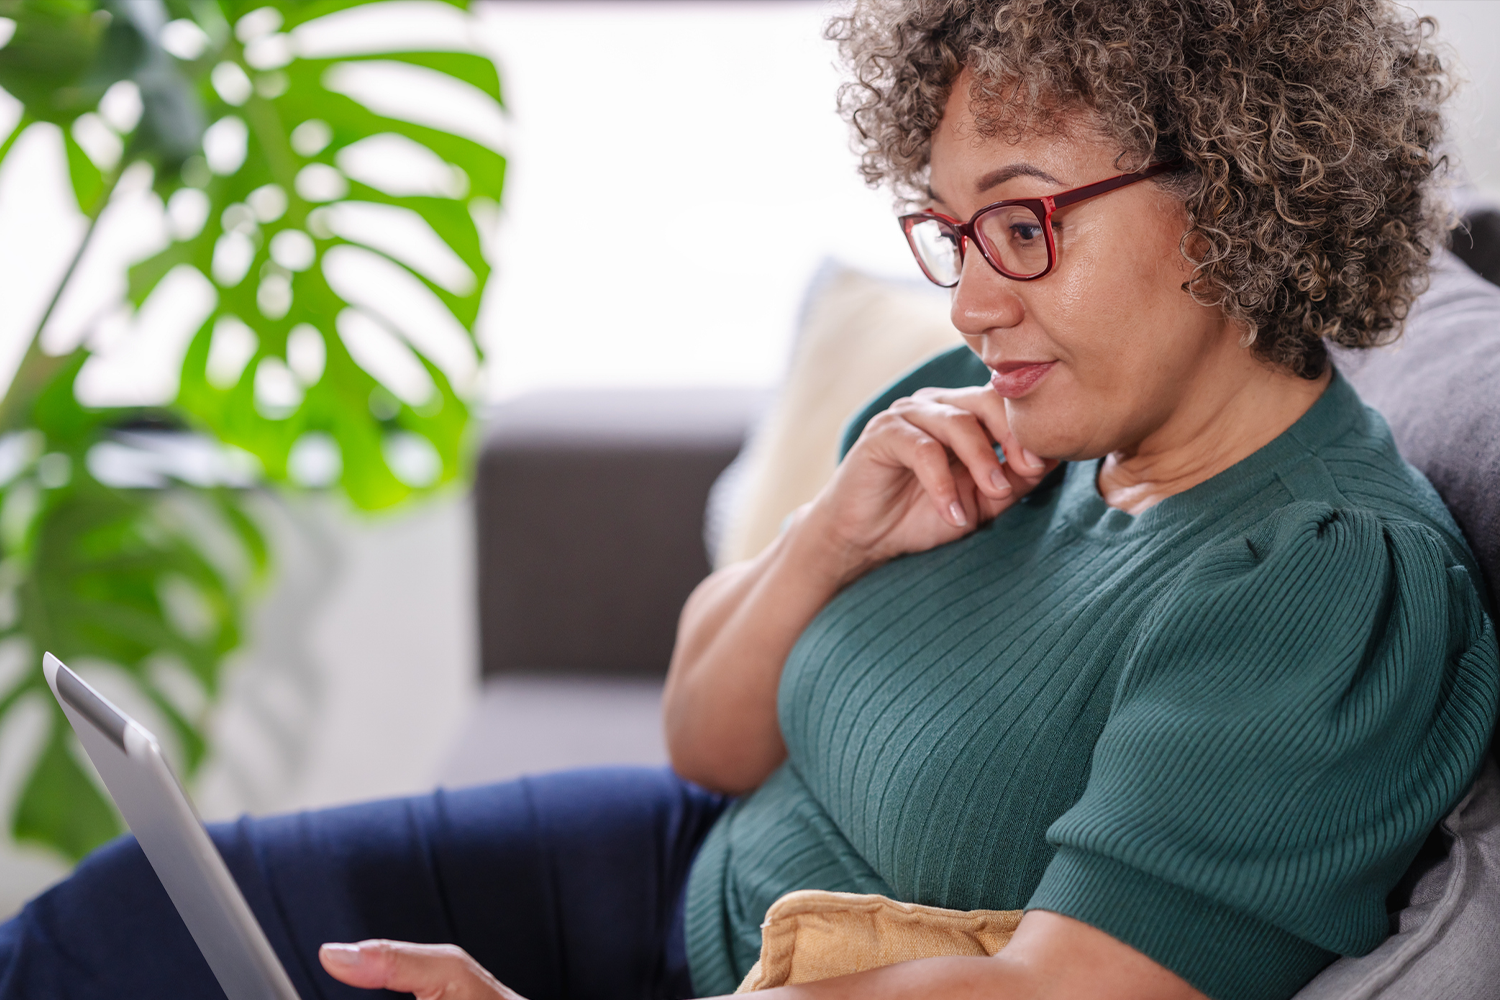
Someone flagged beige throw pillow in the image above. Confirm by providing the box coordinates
[735,890,1023,993]
[713,267,963,568]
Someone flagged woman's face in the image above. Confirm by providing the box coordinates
[927,74,1246,461]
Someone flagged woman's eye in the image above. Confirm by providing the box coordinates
[1011,224,1043,241]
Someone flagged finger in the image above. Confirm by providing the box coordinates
[1006,443,1050,478]
[960,391,1050,478]
[971,468,1016,523]
[992,456,1051,499]
[896,402,1014,501]
[949,463,985,526]
[923,386,1050,479]
[883,424,970,528]
[320,940,517,999]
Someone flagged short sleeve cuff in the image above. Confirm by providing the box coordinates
[1027,848,1336,1000]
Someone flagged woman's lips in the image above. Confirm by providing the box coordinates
[989,361,1056,398]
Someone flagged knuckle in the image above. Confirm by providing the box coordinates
[913,437,945,458]
[949,406,980,427]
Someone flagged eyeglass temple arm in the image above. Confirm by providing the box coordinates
[1049,159,1184,210]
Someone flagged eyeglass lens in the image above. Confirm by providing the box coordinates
[906,203,1051,286]
[907,218,963,286]
[978,205,1049,278]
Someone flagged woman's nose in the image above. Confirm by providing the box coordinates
[950,248,1025,339]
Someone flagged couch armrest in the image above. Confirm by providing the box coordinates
[474,387,767,677]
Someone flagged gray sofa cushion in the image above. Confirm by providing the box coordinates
[1339,250,1500,608]
[1299,250,1500,997]
[1294,758,1500,999]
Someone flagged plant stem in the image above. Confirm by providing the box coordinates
[0,113,32,171]
[0,145,127,435]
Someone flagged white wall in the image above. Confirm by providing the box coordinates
[469,1,918,400]
[1408,0,1500,202]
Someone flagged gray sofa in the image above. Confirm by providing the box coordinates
[474,387,764,678]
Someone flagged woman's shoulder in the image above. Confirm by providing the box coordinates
[1162,468,1485,653]
[1270,373,1485,599]
[1171,497,1484,630]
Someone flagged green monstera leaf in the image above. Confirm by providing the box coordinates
[130,0,502,508]
[0,0,501,860]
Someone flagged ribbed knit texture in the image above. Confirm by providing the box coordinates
[684,348,1499,1000]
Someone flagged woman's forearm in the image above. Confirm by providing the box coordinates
[664,505,870,793]
[715,911,1205,1000]
[322,908,1203,1000]
[748,955,1020,1000]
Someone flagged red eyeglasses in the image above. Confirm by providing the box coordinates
[899,159,1183,286]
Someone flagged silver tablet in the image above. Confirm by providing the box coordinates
[43,652,303,1000]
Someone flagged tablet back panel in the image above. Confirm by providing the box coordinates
[43,653,301,1000]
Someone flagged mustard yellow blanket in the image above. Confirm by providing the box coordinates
[736,890,1023,992]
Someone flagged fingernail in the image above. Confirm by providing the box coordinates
[320,944,360,967]
[1021,448,1043,470]
[989,470,1012,494]
[948,501,968,527]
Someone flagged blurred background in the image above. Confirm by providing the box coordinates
[0,0,1495,919]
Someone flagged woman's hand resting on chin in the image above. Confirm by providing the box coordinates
[663,380,1057,795]
[320,940,525,1000]
[806,384,1057,581]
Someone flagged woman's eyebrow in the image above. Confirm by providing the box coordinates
[975,163,1063,195]
[925,163,1063,207]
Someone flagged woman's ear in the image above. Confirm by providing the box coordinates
[1176,228,1216,299]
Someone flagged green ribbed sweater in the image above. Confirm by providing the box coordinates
[683,347,1500,1000]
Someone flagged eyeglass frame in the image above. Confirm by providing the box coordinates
[898,158,1184,286]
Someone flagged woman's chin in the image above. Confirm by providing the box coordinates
[1006,400,1091,465]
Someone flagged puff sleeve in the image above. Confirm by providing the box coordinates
[1027,502,1500,1000]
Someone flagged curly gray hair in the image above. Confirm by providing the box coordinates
[827,0,1453,378]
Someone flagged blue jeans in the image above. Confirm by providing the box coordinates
[0,767,727,1000]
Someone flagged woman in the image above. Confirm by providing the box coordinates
[3,2,1495,999]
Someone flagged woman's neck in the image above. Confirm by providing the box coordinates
[1097,360,1332,516]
